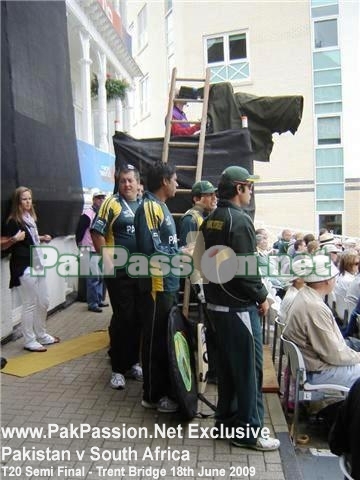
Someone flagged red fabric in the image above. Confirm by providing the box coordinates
[171,122,200,137]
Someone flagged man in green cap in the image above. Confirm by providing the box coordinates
[195,165,280,451]
[179,180,217,248]
[179,180,218,383]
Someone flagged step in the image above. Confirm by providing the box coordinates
[172,98,203,103]
[176,77,206,82]
[175,165,196,171]
[170,119,200,124]
[175,188,192,194]
[168,141,199,148]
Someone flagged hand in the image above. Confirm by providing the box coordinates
[13,230,25,242]
[258,299,269,317]
[41,234,52,243]
[180,243,194,256]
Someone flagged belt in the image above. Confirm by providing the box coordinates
[207,302,255,312]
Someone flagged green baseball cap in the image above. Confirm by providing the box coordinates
[191,180,217,196]
[220,166,259,183]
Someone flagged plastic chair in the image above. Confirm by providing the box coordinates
[280,335,349,445]
[339,454,354,480]
[272,317,286,385]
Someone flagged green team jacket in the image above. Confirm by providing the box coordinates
[134,191,180,293]
[199,199,268,308]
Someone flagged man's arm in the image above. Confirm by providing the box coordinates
[75,214,90,245]
[179,215,197,247]
[309,309,360,366]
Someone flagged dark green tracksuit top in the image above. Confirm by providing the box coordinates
[199,199,268,308]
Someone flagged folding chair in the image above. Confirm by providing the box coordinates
[272,317,286,385]
[280,335,349,445]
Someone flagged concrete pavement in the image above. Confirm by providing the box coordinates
[1,299,302,480]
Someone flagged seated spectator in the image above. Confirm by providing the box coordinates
[170,91,200,136]
[319,231,336,248]
[319,227,329,237]
[346,273,360,314]
[279,275,305,323]
[287,232,304,257]
[334,249,360,323]
[320,242,342,267]
[307,239,320,255]
[257,233,285,296]
[283,255,360,388]
[273,229,292,254]
[303,232,315,247]
[290,239,307,258]
[329,377,360,480]
[342,296,360,339]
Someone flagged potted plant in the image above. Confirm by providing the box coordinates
[91,74,129,101]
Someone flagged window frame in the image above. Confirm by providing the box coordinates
[204,29,251,83]
[139,74,150,119]
[316,114,342,146]
[137,5,148,53]
[313,16,338,51]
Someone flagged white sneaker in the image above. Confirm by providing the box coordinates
[127,363,143,381]
[110,372,125,389]
[157,396,179,413]
[232,436,280,451]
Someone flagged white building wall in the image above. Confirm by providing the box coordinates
[127,0,316,233]
[340,0,360,179]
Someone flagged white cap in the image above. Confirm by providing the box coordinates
[92,189,106,198]
[291,255,338,283]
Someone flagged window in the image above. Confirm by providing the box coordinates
[314,19,338,49]
[205,31,249,83]
[137,5,147,52]
[318,214,342,234]
[317,116,341,145]
[139,75,149,118]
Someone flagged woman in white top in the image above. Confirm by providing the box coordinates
[334,249,360,322]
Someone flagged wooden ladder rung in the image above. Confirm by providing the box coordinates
[175,165,196,171]
[171,119,199,124]
[168,141,198,148]
[176,188,192,194]
[176,77,206,82]
[173,98,203,103]
[172,212,185,217]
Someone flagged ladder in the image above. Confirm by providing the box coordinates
[162,66,210,179]
[162,67,211,318]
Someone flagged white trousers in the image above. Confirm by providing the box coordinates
[18,267,50,347]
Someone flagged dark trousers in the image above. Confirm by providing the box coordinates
[106,274,145,374]
[212,305,264,444]
[142,291,177,403]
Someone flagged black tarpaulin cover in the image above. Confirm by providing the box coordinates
[207,82,304,162]
[113,129,255,216]
[1,1,83,236]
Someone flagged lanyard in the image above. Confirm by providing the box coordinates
[121,198,137,217]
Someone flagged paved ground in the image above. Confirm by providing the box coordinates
[1,299,302,480]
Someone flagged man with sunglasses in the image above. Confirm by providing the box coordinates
[195,166,280,451]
